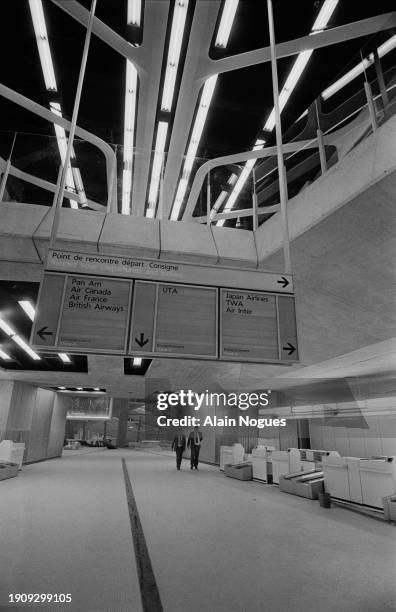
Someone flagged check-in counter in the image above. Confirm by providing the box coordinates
[347,457,363,504]
[220,444,245,471]
[272,450,290,484]
[279,470,324,500]
[251,446,275,482]
[288,448,302,473]
[359,457,396,508]
[322,455,350,501]
[0,440,25,470]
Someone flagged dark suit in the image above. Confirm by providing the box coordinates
[187,430,203,468]
[171,434,186,469]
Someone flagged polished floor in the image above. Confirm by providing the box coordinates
[0,449,395,612]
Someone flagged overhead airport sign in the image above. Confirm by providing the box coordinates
[130,282,218,358]
[46,249,293,293]
[32,273,132,354]
[32,270,298,363]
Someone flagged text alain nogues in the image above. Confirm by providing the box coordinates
[157,415,286,428]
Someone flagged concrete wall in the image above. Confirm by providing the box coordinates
[0,381,69,463]
[258,420,298,451]
[309,415,396,457]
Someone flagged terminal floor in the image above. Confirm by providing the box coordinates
[0,449,395,612]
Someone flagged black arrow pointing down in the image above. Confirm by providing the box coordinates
[37,326,53,341]
[282,342,296,356]
[135,333,149,348]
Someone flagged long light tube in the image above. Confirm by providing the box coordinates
[128,0,142,26]
[0,317,41,361]
[18,300,35,321]
[58,353,71,363]
[50,101,80,210]
[161,0,189,112]
[29,1,87,209]
[147,121,169,210]
[0,349,11,360]
[322,34,396,100]
[215,0,239,48]
[217,0,339,225]
[13,336,41,360]
[122,60,138,214]
[171,75,218,220]
[28,0,57,91]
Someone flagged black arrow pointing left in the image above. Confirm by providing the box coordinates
[37,326,53,341]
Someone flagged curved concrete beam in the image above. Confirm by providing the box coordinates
[203,12,396,78]
[0,83,117,211]
[50,0,147,72]
[161,0,221,220]
[131,0,170,216]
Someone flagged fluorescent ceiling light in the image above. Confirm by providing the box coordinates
[94,387,100,391]
[215,0,239,48]
[147,121,169,209]
[322,33,396,100]
[13,335,41,360]
[76,387,83,391]
[49,102,81,209]
[227,173,237,186]
[171,75,218,220]
[161,0,189,112]
[58,386,66,390]
[218,0,339,224]
[0,349,11,360]
[127,0,142,26]
[0,317,41,360]
[18,300,35,321]
[122,60,138,215]
[58,353,71,363]
[133,357,142,366]
[209,190,227,220]
[264,0,338,129]
[264,49,313,131]
[311,0,338,31]
[28,0,57,91]
[0,318,15,336]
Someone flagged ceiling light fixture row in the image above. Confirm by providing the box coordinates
[170,0,239,221]
[146,0,189,218]
[57,387,104,392]
[28,0,87,209]
[216,0,340,226]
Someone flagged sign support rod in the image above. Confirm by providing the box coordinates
[49,0,97,249]
[267,0,292,275]
[0,133,17,202]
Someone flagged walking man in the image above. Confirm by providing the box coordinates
[187,425,203,470]
[171,427,186,470]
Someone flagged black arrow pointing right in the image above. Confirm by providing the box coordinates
[277,276,289,289]
[135,333,149,348]
[37,326,53,341]
[282,342,296,356]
